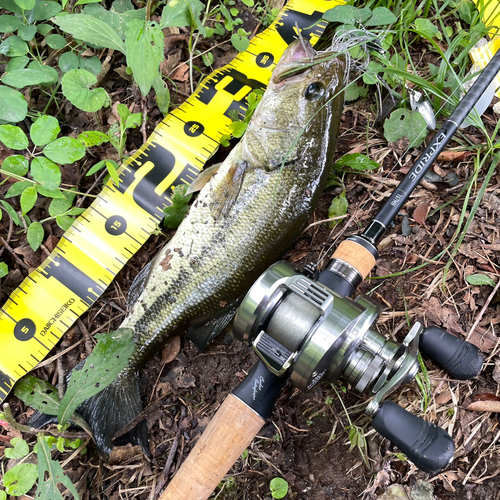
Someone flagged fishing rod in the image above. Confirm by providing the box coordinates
[158,48,500,500]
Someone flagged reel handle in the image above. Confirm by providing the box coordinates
[372,400,455,474]
[419,326,483,380]
[158,393,265,500]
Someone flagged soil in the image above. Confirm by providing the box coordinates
[1,4,500,500]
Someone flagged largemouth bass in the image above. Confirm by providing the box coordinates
[49,39,346,458]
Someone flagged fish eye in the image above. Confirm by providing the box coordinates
[304,82,325,101]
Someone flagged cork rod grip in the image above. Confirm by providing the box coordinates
[332,240,376,279]
[158,394,265,500]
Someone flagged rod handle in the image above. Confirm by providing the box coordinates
[158,394,264,500]
[419,326,483,380]
[331,239,377,279]
[372,401,454,474]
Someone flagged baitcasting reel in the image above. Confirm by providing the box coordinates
[232,260,484,473]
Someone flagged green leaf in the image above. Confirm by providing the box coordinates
[125,112,141,129]
[61,69,111,112]
[66,206,85,216]
[46,33,66,49]
[328,192,348,228]
[0,86,27,122]
[33,0,61,21]
[43,137,86,164]
[31,115,60,147]
[0,124,28,149]
[465,274,496,287]
[0,262,8,277]
[78,55,101,75]
[14,374,60,415]
[116,102,130,122]
[56,215,74,230]
[365,6,397,26]
[6,180,31,197]
[345,83,368,102]
[4,463,38,496]
[0,14,23,33]
[36,186,65,198]
[58,51,79,73]
[53,14,126,53]
[31,156,61,190]
[2,154,28,176]
[5,437,29,459]
[0,0,24,16]
[334,153,379,171]
[37,23,53,36]
[163,184,192,229]
[0,200,22,225]
[125,19,164,96]
[49,188,76,216]
[58,328,135,424]
[269,478,288,499]
[82,1,145,40]
[0,35,28,56]
[75,0,101,6]
[6,55,29,71]
[78,130,109,147]
[458,0,474,25]
[152,76,170,115]
[2,67,57,88]
[27,61,58,85]
[20,184,37,213]
[160,0,191,28]
[413,18,440,40]
[27,220,44,250]
[323,5,371,23]
[105,159,120,186]
[231,31,249,52]
[383,109,428,148]
[17,24,37,41]
[35,436,80,500]
[229,121,246,138]
[86,159,106,176]
[362,61,384,85]
[13,0,35,10]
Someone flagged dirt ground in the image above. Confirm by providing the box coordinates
[1,6,500,500]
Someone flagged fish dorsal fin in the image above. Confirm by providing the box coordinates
[126,260,153,311]
[210,160,250,219]
[186,162,223,195]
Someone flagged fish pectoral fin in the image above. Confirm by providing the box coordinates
[186,162,223,195]
[186,297,243,350]
[210,160,249,219]
[126,261,153,312]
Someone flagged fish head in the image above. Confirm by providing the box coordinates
[243,38,346,171]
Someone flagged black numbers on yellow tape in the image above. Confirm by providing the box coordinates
[0,0,341,402]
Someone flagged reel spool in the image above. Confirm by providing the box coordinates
[233,261,420,414]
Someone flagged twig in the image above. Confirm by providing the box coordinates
[141,98,148,143]
[0,235,30,271]
[466,278,500,341]
[153,428,181,497]
[78,318,95,356]
[0,216,13,259]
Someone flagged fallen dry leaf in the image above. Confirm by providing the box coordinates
[437,150,470,161]
[463,393,500,413]
[109,444,144,465]
[172,63,189,81]
[413,202,431,225]
[161,335,181,364]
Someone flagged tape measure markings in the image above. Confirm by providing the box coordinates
[0,0,342,402]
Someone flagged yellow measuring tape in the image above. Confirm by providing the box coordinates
[0,0,342,403]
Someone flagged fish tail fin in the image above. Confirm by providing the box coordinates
[29,369,149,460]
[77,370,149,459]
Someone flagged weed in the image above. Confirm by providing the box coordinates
[270,477,289,499]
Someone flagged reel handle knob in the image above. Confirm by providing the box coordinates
[419,326,483,380]
[372,400,454,474]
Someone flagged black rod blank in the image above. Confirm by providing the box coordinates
[361,48,500,246]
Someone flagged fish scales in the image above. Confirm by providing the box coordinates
[31,38,347,458]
